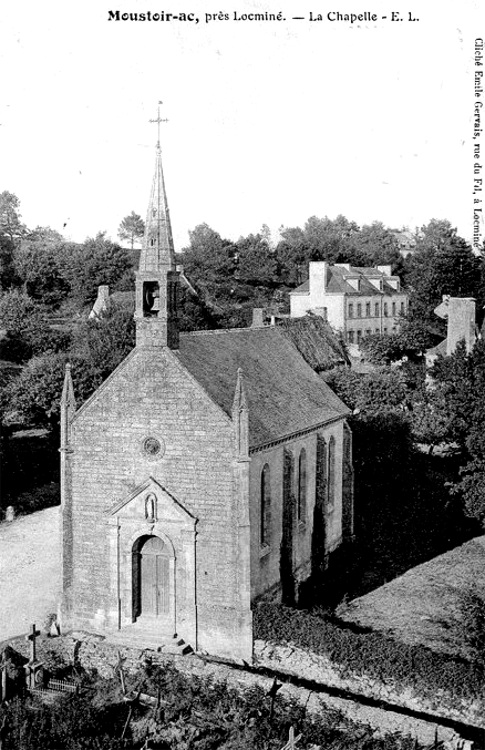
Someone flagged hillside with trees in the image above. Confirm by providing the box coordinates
[2,189,485,605]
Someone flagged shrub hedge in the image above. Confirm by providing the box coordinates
[254,603,484,705]
[0,659,425,750]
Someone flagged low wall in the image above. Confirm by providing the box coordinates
[4,631,464,747]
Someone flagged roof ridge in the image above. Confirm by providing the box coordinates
[180,326,279,337]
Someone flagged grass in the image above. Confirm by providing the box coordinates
[339,535,485,660]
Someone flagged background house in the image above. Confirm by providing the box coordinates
[290,261,409,352]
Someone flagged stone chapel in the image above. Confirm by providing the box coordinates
[59,137,354,661]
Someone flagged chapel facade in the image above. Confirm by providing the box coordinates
[59,138,354,661]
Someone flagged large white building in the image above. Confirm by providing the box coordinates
[290,262,409,347]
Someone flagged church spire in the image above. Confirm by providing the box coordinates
[135,103,179,349]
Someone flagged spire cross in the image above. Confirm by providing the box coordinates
[149,101,168,147]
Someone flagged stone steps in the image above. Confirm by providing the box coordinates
[105,629,193,655]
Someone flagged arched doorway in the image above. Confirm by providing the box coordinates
[132,535,172,621]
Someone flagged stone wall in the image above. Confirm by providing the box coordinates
[5,632,463,747]
[249,422,346,605]
[63,346,252,660]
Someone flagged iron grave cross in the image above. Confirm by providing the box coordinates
[149,101,168,146]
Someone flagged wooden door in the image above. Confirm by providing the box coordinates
[140,536,170,617]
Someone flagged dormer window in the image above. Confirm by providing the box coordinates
[347,277,360,292]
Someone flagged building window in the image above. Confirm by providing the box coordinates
[401,301,405,314]
[365,302,370,317]
[383,303,388,317]
[298,449,307,524]
[375,328,379,333]
[260,464,271,546]
[357,330,362,342]
[392,326,397,333]
[392,302,396,316]
[374,302,379,317]
[328,436,336,508]
[348,303,354,318]
[365,329,371,337]
[384,327,388,334]
[357,303,362,318]
[348,330,355,344]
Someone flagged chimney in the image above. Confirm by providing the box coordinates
[308,262,327,307]
[89,285,110,319]
[446,298,476,355]
[98,285,110,303]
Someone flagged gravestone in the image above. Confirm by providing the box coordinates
[5,507,14,523]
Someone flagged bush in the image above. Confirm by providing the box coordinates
[458,588,485,665]
[14,482,59,515]
[254,602,484,707]
[0,660,426,750]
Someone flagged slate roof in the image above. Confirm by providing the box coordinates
[176,326,350,448]
[292,266,403,297]
[278,316,349,371]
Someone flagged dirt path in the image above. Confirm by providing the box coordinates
[0,506,60,641]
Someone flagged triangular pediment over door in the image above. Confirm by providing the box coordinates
[105,477,198,647]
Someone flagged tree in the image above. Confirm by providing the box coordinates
[177,285,219,332]
[70,300,135,388]
[6,301,136,429]
[324,366,409,416]
[182,223,235,287]
[0,289,70,363]
[117,211,145,249]
[6,352,68,427]
[59,233,133,308]
[410,386,455,453]
[0,191,26,243]
[359,333,405,365]
[0,235,17,290]
[352,221,404,273]
[275,226,308,286]
[427,339,485,525]
[303,214,360,263]
[430,340,477,449]
[275,217,405,288]
[235,233,277,286]
[13,227,70,308]
[406,220,481,327]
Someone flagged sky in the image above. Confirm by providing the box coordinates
[0,0,482,251]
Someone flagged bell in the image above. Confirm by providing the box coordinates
[151,292,161,312]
